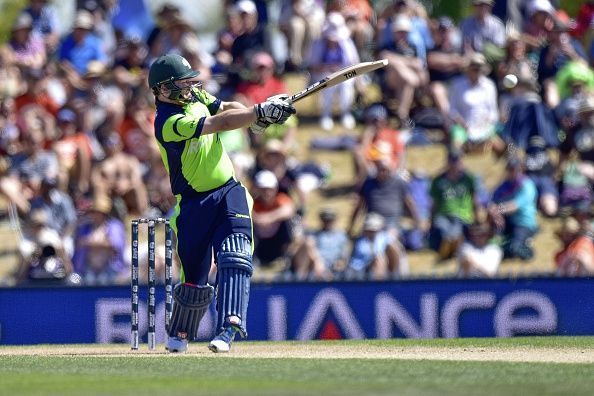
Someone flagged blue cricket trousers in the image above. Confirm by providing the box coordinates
[171,178,253,285]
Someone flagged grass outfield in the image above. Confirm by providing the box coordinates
[1,338,593,396]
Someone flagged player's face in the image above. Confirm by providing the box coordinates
[175,77,202,100]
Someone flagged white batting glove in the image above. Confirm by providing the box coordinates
[254,97,296,125]
[249,119,270,134]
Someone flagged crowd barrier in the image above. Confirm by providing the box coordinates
[0,277,592,345]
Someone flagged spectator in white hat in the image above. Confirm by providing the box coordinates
[307,12,360,131]
[251,169,297,269]
[58,10,108,81]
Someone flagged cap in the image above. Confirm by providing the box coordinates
[363,213,385,232]
[148,53,200,88]
[252,51,274,68]
[468,52,487,67]
[73,10,94,30]
[235,0,257,15]
[254,170,278,189]
[437,16,454,31]
[319,208,337,222]
[527,0,555,17]
[365,104,388,123]
[57,108,76,123]
[323,12,350,41]
[392,15,412,32]
[472,0,495,5]
[12,13,33,31]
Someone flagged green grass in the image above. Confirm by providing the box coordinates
[0,338,592,396]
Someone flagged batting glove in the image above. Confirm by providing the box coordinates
[249,119,270,134]
[254,97,296,125]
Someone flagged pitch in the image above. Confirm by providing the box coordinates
[1,337,593,395]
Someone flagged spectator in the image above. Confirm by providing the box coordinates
[460,0,505,55]
[52,107,92,199]
[496,30,533,93]
[537,18,587,108]
[522,0,556,48]
[376,0,432,66]
[29,176,77,258]
[524,135,558,217]
[307,12,359,131]
[379,14,427,127]
[354,103,406,183]
[91,132,148,217]
[58,10,108,80]
[12,126,59,184]
[72,195,127,285]
[457,220,502,278]
[426,16,465,124]
[327,0,375,61]
[558,150,593,211]
[498,71,559,154]
[231,0,268,67]
[490,156,539,261]
[252,170,297,269]
[429,149,482,261]
[291,207,346,280]
[560,95,594,165]
[112,37,150,91]
[350,155,424,238]
[5,13,46,73]
[21,0,61,52]
[554,215,594,276]
[347,212,408,279]
[235,51,298,147]
[117,93,159,168]
[17,208,72,284]
[278,0,325,71]
[448,53,498,151]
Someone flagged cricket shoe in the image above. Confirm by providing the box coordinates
[208,325,240,353]
[166,336,188,353]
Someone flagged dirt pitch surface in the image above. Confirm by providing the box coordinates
[2,342,593,364]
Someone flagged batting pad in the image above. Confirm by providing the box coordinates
[168,283,214,340]
[216,233,253,337]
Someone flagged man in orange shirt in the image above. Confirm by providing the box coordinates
[555,215,594,276]
[355,104,405,183]
[252,169,296,266]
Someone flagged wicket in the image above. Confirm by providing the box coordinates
[131,218,173,350]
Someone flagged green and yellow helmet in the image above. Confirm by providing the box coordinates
[148,54,200,101]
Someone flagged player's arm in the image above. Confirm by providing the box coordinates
[217,100,248,112]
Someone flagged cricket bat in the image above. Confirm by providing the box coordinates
[289,59,389,104]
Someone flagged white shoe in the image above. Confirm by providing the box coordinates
[341,113,356,130]
[166,336,188,353]
[208,326,239,353]
[320,116,334,131]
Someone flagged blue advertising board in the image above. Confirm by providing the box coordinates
[0,278,592,345]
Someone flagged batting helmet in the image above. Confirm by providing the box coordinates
[148,54,200,101]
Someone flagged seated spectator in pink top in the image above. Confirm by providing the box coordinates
[5,13,46,73]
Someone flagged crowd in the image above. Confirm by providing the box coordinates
[0,0,593,287]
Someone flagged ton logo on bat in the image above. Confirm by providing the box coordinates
[343,70,357,79]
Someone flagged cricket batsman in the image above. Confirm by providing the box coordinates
[148,53,295,353]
